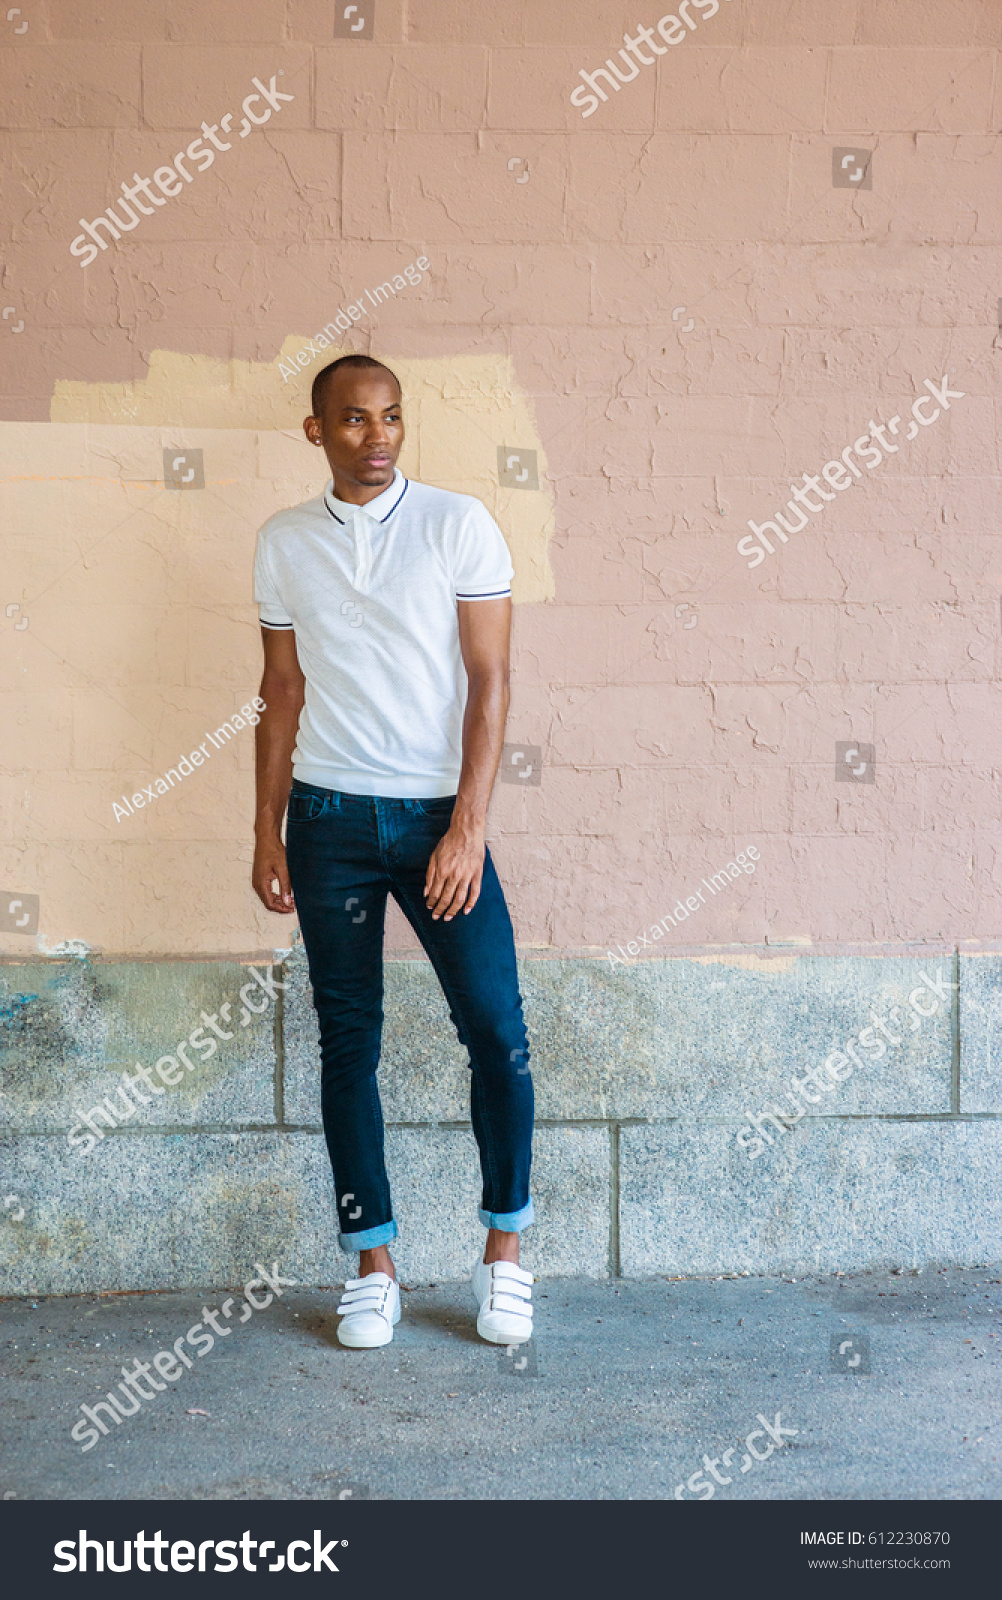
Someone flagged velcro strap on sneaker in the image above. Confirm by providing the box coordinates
[339,1285,389,1305]
[489,1291,534,1319]
[338,1287,393,1315]
[490,1262,533,1288]
[489,1276,530,1301]
[344,1273,393,1291]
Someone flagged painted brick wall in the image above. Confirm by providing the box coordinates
[1,3,1000,956]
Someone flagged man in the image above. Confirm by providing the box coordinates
[251,354,535,1350]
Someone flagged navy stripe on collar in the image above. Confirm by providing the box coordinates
[380,477,409,522]
[324,477,409,526]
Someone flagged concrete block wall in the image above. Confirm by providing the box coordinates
[2,946,1000,1295]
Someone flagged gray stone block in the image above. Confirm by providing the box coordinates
[284,950,954,1125]
[0,1125,610,1296]
[376,1124,609,1283]
[0,960,277,1133]
[522,1125,610,1279]
[283,951,469,1127]
[618,1120,1002,1278]
[698,955,955,1123]
[0,1132,335,1298]
[526,955,954,1120]
[959,953,1002,1112]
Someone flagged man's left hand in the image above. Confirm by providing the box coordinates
[424,825,485,921]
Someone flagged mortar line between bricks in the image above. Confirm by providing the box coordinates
[274,960,286,1128]
[9,1112,1001,1141]
[951,944,961,1116]
[609,1122,621,1279]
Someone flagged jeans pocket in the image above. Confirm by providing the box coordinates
[415,796,456,818]
[287,790,326,823]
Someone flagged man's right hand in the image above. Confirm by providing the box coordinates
[252,836,296,913]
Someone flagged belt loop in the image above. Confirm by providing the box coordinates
[330,789,342,813]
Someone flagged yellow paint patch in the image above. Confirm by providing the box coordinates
[0,345,552,952]
[50,345,554,603]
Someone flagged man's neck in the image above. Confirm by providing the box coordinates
[331,470,396,507]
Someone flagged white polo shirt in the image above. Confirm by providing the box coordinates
[253,469,513,797]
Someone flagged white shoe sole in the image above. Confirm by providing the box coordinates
[476,1311,531,1346]
[337,1293,401,1349]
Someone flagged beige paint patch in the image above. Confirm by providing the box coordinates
[50,345,554,604]
[1,343,552,955]
[694,953,801,974]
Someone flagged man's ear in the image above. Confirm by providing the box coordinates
[303,415,322,446]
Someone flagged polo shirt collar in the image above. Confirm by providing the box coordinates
[324,468,409,526]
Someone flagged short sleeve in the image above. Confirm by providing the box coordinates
[254,528,294,630]
[452,500,514,601]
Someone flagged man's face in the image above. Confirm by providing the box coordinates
[303,369,404,496]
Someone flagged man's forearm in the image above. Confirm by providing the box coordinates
[254,684,303,839]
[452,671,509,835]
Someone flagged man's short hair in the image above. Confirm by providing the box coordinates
[311,354,401,418]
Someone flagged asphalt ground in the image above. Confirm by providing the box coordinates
[1,1265,999,1501]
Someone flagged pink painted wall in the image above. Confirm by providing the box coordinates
[2,0,1000,958]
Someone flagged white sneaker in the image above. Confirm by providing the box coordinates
[471,1260,534,1345]
[336,1271,400,1348]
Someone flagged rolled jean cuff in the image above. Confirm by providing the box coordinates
[479,1198,534,1233]
[338,1219,398,1252]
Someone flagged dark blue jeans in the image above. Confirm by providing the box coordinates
[285,781,534,1252]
